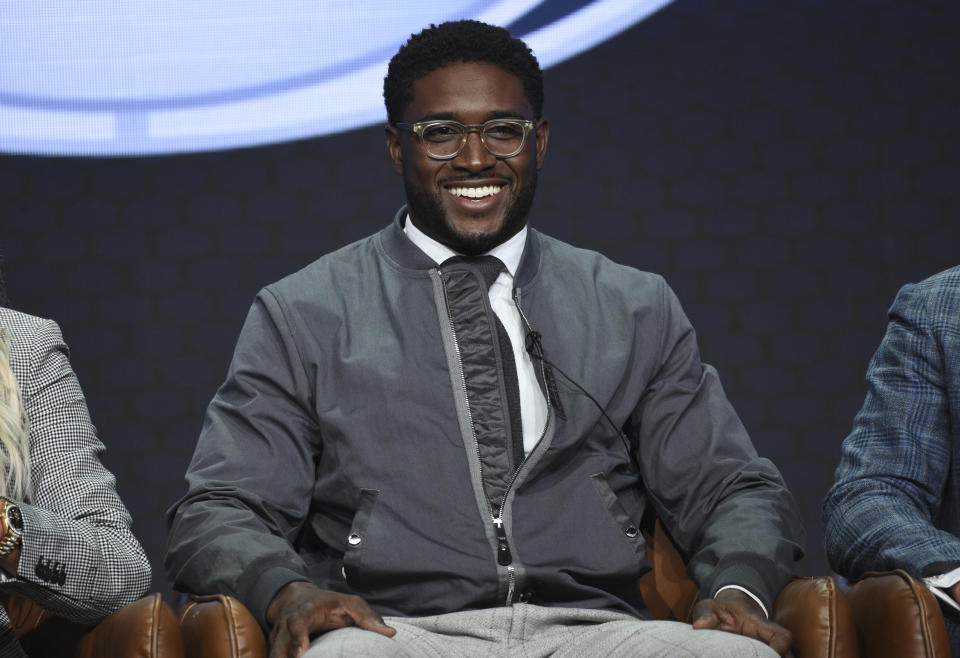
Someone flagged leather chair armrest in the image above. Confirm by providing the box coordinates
[75,593,185,658]
[841,570,952,658]
[774,576,857,658]
[1,592,182,657]
[0,592,54,637]
[179,594,267,658]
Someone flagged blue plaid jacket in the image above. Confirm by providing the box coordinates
[824,265,960,580]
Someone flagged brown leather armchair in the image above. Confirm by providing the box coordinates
[838,570,953,657]
[1,592,185,657]
[178,521,857,658]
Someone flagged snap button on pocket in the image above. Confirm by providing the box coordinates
[624,525,639,538]
[348,532,362,545]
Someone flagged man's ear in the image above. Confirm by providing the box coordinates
[385,124,404,175]
[534,118,549,170]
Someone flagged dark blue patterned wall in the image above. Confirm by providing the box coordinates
[2,0,958,599]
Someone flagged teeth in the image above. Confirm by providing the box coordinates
[449,185,503,199]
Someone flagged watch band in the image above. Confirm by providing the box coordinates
[0,498,24,557]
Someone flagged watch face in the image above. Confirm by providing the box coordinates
[6,505,23,531]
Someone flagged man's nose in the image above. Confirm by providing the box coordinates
[453,130,496,170]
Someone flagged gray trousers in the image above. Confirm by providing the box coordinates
[303,604,779,657]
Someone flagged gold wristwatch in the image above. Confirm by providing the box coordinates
[0,498,24,557]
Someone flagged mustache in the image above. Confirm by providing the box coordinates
[440,175,510,184]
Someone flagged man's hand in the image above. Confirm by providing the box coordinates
[266,581,396,658]
[691,588,792,656]
[948,580,960,605]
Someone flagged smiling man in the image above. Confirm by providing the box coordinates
[166,21,803,658]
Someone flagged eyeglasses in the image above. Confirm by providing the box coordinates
[395,118,536,160]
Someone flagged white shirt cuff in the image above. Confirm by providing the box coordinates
[715,584,768,619]
[924,567,960,613]
[924,566,960,589]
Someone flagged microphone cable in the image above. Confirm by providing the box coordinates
[524,330,638,472]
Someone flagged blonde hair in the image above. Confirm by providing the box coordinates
[0,328,32,502]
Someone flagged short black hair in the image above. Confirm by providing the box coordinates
[384,20,544,125]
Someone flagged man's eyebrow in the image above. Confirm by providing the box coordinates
[416,110,528,122]
[487,110,527,120]
[418,112,457,122]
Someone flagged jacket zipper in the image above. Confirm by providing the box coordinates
[438,271,552,607]
[437,271,483,487]
[488,290,553,605]
[489,290,553,605]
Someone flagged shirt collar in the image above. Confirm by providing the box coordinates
[403,213,526,278]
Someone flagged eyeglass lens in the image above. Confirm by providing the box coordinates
[421,121,526,158]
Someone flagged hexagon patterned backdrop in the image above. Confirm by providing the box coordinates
[1,0,959,601]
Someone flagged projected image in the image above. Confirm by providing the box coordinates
[0,0,671,156]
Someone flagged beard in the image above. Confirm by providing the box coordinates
[404,173,538,256]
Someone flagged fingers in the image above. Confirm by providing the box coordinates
[691,612,719,629]
[690,600,719,629]
[763,626,793,656]
[731,617,792,657]
[691,599,793,656]
[745,620,791,656]
[343,595,397,637]
[949,581,960,605]
[267,586,397,657]
[285,616,314,658]
[268,615,312,658]
[353,614,397,637]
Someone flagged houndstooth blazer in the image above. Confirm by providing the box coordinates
[0,307,150,657]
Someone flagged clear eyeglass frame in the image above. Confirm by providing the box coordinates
[395,118,536,160]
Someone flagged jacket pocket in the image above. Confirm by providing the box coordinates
[589,473,647,565]
[342,488,380,586]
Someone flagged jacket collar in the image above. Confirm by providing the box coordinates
[379,205,542,288]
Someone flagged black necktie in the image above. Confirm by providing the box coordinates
[442,255,525,468]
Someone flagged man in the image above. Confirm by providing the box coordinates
[167,21,803,658]
[824,265,960,654]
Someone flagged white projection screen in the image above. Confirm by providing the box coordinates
[0,1,672,156]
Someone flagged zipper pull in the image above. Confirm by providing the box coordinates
[493,516,512,566]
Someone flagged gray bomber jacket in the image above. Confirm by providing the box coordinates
[166,208,804,628]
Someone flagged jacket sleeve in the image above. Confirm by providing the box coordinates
[0,318,151,623]
[632,278,804,613]
[823,280,960,578]
[165,288,319,629]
